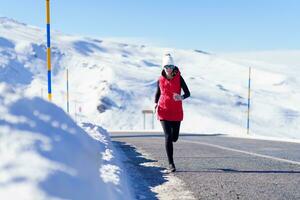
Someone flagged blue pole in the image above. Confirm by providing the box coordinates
[247,67,251,134]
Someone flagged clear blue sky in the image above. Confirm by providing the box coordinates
[0,0,299,52]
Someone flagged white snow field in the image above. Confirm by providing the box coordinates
[1,17,300,199]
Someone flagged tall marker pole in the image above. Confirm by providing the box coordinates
[66,69,70,113]
[46,0,52,101]
[247,67,251,135]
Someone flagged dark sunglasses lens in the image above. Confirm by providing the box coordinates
[164,65,174,69]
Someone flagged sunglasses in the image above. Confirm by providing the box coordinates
[164,65,175,69]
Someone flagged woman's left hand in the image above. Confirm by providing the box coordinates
[173,93,183,101]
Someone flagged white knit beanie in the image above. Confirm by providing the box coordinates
[162,53,175,68]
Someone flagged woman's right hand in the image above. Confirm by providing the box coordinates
[173,93,183,101]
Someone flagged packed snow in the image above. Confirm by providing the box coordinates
[0,83,133,199]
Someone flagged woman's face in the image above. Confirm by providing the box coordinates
[164,65,174,76]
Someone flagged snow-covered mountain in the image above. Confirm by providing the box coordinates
[1,17,300,140]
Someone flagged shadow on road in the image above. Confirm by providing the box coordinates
[176,168,300,174]
[113,141,166,200]
[111,133,224,139]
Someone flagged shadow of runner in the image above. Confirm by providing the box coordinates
[111,133,224,139]
[176,168,300,174]
[113,141,166,200]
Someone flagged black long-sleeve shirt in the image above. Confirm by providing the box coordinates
[155,76,190,103]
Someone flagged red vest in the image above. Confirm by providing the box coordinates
[157,71,183,121]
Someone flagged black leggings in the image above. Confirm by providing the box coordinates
[160,120,181,165]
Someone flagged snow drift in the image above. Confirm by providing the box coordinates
[0,83,133,200]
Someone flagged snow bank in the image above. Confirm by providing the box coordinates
[0,83,133,200]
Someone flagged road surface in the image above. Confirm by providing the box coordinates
[111,132,300,200]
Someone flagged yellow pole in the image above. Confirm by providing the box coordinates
[46,0,52,101]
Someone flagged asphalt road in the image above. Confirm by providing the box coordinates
[111,132,300,200]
